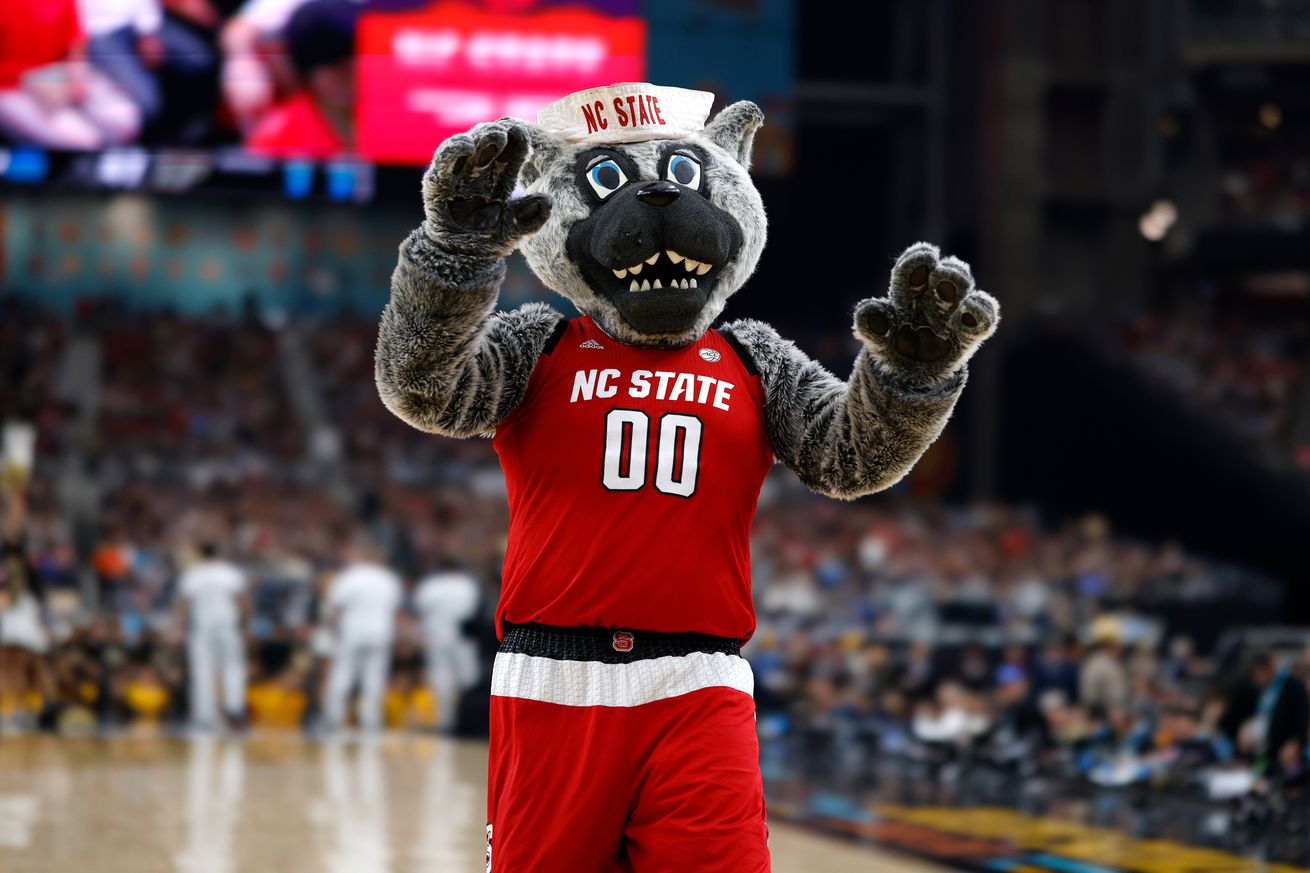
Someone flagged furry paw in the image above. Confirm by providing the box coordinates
[422,118,552,257]
[855,242,998,384]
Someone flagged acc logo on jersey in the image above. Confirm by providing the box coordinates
[612,631,635,653]
[698,348,721,363]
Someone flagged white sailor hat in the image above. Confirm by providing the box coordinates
[536,82,715,145]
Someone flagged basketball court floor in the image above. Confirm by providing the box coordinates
[0,733,947,873]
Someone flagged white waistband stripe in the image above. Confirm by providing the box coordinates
[490,651,754,708]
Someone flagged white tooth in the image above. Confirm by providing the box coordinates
[629,263,642,275]
[667,250,684,264]
[613,268,627,279]
[690,278,697,288]
[652,279,662,289]
[679,279,688,289]
[696,262,711,275]
[683,259,698,272]
[629,280,639,292]
[646,252,659,265]
[640,279,651,291]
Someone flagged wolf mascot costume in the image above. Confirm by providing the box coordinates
[376,83,998,872]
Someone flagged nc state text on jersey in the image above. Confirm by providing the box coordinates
[570,368,735,411]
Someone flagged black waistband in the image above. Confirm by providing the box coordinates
[500,622,742,664]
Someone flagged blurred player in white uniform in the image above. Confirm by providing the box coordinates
[323,551,403,732]
[176,543,249,730]
[413,563,481,733]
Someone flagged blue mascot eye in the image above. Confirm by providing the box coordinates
[586,160,627,199]
[666,153,701,189]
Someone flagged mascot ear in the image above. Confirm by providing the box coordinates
[517,121,567,186]
[702,101,764,168]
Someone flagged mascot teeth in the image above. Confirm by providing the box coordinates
[629,263,642,275]
[629,280,639,292]
[666,250,684,264]
[645,253,660,265]
[683,259,699,272]
[640,279,651,291]
[613,268,627,279]
[695,263,712,276]
[652,279,662,289]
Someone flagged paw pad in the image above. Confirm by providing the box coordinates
[864,308,891,336]
[893,325,949,361]
[472,139,502,168]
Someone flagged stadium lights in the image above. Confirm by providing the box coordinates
[1139,199,1178,242]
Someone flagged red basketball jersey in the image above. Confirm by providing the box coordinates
[492,316,772,639]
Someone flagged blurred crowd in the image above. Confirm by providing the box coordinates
[0,0,361,155]
[1113,302,1310,473]
[1,300,1306,817]
[746,487,1308,803]
[1221,155,1310,234]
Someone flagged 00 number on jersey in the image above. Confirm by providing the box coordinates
[601,409,702,498]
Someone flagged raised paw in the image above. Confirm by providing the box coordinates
[855,243,999,381]
[421,119,551,255]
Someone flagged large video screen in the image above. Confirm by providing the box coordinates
[0,0,792,190]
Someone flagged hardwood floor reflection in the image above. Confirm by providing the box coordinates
[0,733,941,873]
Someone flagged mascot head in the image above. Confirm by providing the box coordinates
[517,83,767,348]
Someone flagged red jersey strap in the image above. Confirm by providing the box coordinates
[539,318,571,356]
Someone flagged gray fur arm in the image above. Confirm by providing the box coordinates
[375,230,563,438]
[724,318,965,499]
[723,243,996,498]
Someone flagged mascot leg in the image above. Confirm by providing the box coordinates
[487,694,630,872]
[488,668,768,872]
[620,688,769,872]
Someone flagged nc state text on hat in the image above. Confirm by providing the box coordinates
[580,94,667,135]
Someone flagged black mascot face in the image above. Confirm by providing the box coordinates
[563,144,745,337]
[518,101,767,349]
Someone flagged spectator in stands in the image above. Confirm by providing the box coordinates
[76,0,217,138]
[1222,652,1310,777]
[1080,616,1130,713]
[0,0,141,149]
[1032,637,1080,702]
[244,0,357,157]
[219,0,314,130]
[990,671,1050,761]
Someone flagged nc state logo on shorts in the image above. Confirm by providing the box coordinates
[612,631,635,653]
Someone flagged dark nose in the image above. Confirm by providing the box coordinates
[635,180,680,207]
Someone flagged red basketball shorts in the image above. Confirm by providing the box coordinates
[485,624,770,873]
